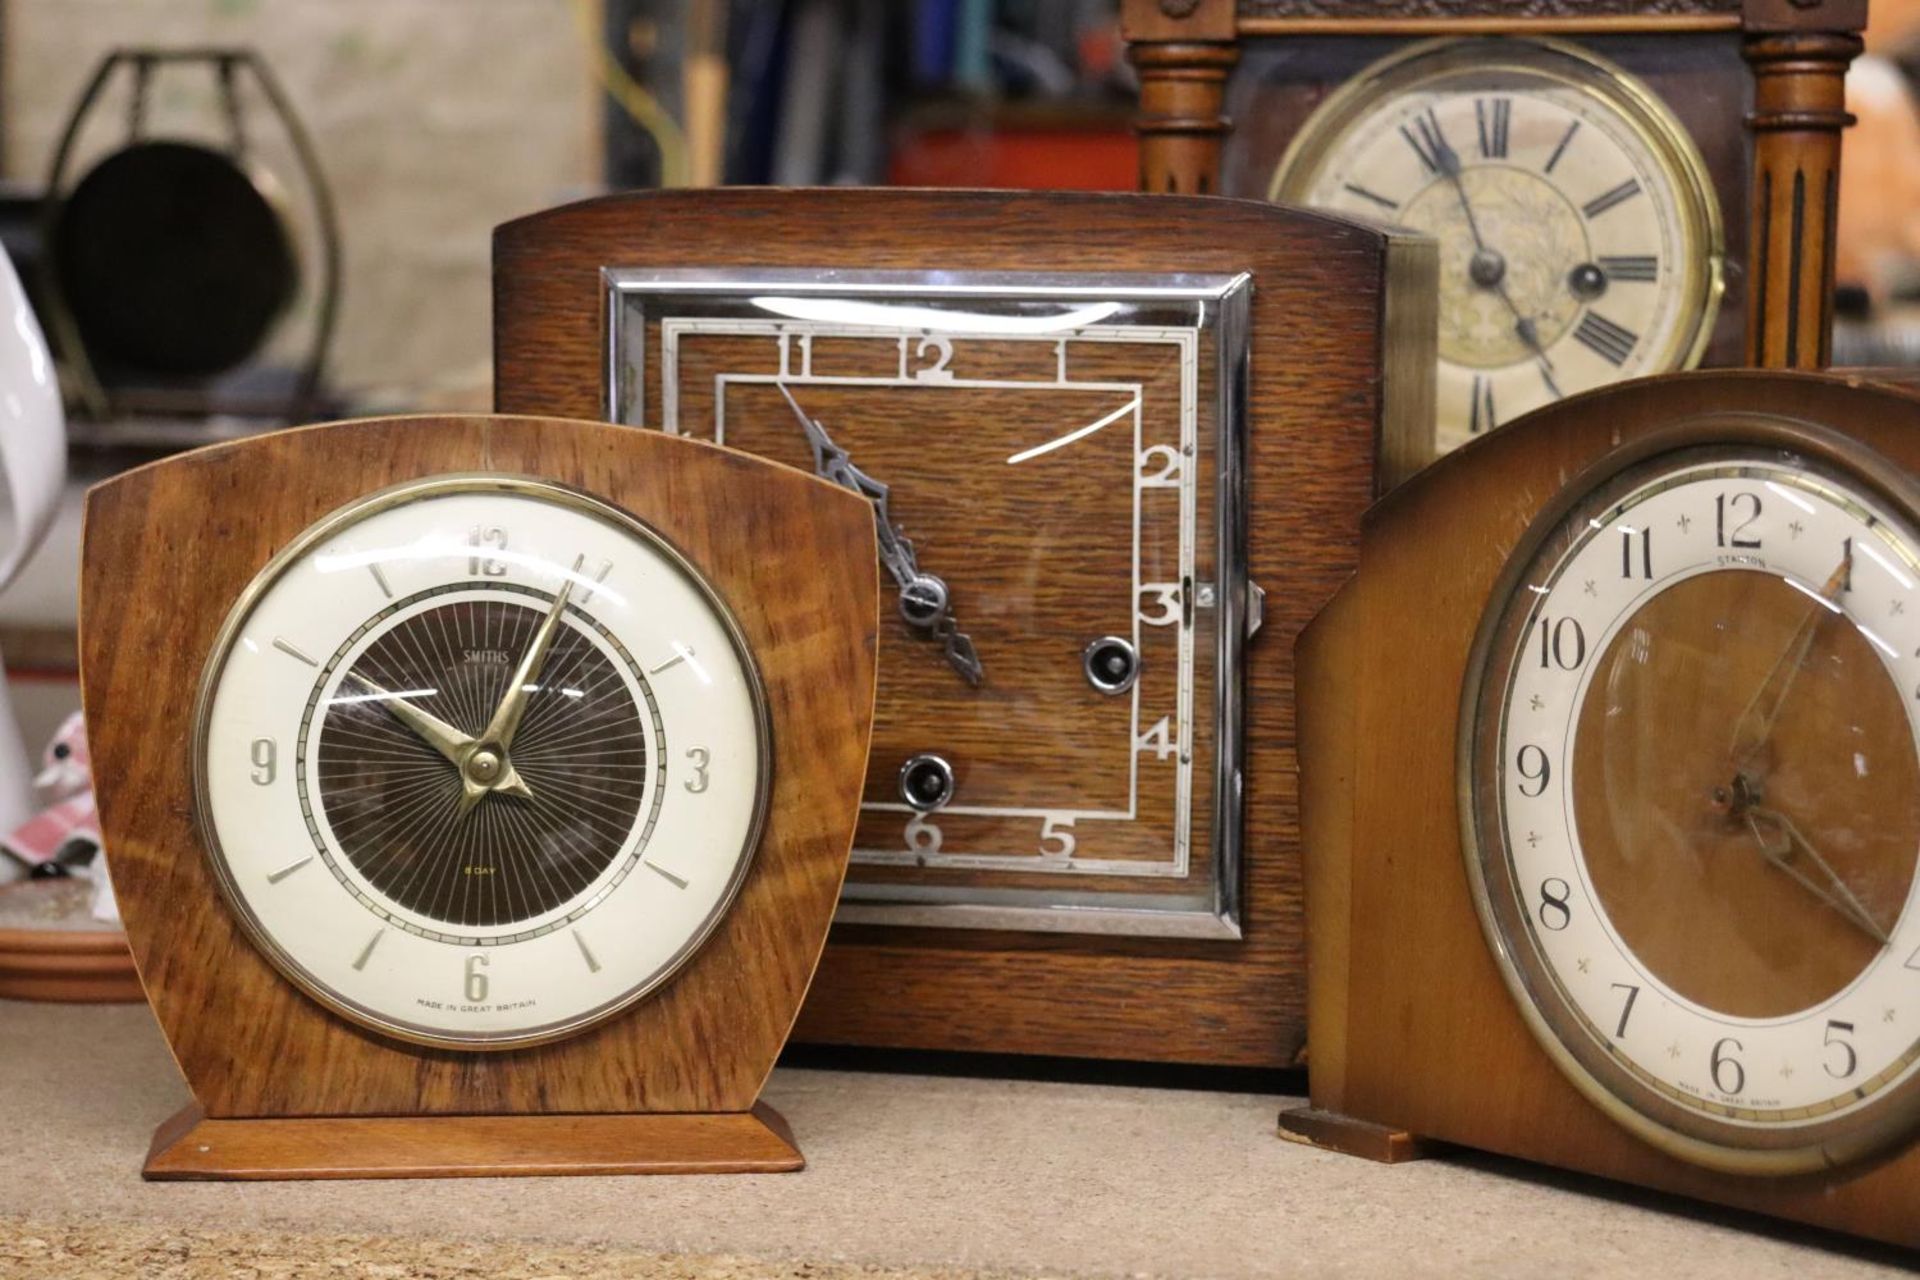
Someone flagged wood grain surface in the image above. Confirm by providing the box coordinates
[1295,369,1920,1248]
[143,1101,803,1180]
[493,187,1435,1066]
[79,415,879,1126]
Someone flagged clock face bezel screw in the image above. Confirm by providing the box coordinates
[898,753,956,813]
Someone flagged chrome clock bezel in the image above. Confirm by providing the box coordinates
[604,268,1252,939]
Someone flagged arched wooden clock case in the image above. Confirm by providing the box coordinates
[1287,371,1920,1249]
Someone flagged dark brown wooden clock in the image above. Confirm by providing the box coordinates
[1125,0,1866,452]
[1286,369,1920,1248]
[494,188,1436,1066]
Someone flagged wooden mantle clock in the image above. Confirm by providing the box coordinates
[1288,370,1920,1248]
[495,188,1435,1067]
[1125,0,1867,451]
[78,415,878,1179]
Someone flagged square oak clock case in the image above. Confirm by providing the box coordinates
[1124,0,1866,450]
[494,188,1436,1066]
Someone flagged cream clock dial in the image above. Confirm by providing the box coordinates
[1467,443,1920,1173]
[194,475,769,1049]
[1271,39,1722,454]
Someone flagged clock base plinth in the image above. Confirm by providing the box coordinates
[1277,1105,1431,1164]
[142,1101,804,1180]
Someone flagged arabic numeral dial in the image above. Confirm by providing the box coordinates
[1475,454,1920,1161]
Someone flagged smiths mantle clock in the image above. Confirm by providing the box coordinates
[79,415,877,1178]
[1125,0,1866,452]
[495,187,1436,1066]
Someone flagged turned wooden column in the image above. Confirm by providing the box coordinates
[1123,0,1239,194]
[1743,1,1866,368]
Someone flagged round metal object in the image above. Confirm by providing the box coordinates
[1082,636,1140,696]
[899,574,951,628]
[53,139,297,378]
[1469,248,1508,289]
[1569,262,1609,302]
[898,753,956,813]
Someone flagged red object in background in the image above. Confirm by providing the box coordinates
[888,126,1137,191]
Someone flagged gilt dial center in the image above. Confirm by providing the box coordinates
[1400,165,1589,369]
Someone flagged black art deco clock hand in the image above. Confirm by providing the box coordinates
[777,382,983,686]
[458,567,579,815]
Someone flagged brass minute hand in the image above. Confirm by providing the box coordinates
[1729,551,1852,771]
[1746,804,1891,945]
[457,570,577,814]
[347,672,474,769]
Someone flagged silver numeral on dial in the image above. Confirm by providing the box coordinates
[1039,814,1076,858]
[250,737,277,785]
[905,813,943,855]
[684,746,711,794]
[1138,445,1183,488]
[1139,584,1181,627]
[1136,716,1176,761]
[464,953,490,1002]
[467,526,509,576]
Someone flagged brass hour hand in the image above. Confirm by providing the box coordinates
[778,382,984,686]
[1729,550,1852,771]
[346,673,473,769]
[1745,803,1891,946]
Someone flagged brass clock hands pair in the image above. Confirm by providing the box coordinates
[351,567,580,816]
[1720,548,1889,943]
[778,382,984,686]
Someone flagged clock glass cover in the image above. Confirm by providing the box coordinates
[195,475,769,1048]
[1271,38,1723,454]
[606,269,1251,937]
[1465,431,1920,1172]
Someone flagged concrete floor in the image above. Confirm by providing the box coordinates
[0,1002,1911,1279]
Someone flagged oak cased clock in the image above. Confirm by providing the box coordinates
[494,187,1438,1066]
[1125,0,1868,453]
[1285,370,1920,1248]
[79,414,879,1178]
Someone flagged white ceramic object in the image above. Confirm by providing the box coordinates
[0,251,69,878]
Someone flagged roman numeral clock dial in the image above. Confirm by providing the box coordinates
[194,476,769,1048]
[1271,38,1723,454]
